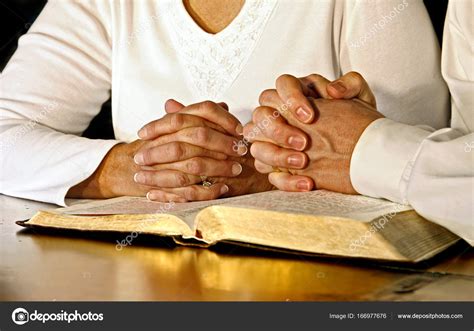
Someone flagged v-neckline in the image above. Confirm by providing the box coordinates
[179,0,250,38]
[166,0,278,99]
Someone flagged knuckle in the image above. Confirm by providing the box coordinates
[175,173,189,186]
[151,191,167,202]
[259,89,276,105]
[307,73,323,81]
[276,73,293,85]
[224,116,236,131]
[272,151,283,166]
[253,106,266,119]
[194,127,209,144]
[286,93,301,110]
[141,172,153,185]
[347,71,363,81]
[200,100,216,111]
[169,142,185,160]
[271,123,286,139]
[142,122,154,136]
[184,186,199,201]
[185,158,204,174]
[206,184,222,200]
[169,113,185,130]
[140,149,151,164]
[209,186,222,199]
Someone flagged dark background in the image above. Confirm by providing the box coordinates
[0,0,449,139]
[0,0,114,139]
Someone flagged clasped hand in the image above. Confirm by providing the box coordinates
[244,72,384,194]
[133,99,272,202]
[68,72,382,202]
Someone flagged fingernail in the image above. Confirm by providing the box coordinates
[288,136,306,150]
[296,107,311,122]
[235,123,244,135]
[137,127,148,139]
[330,81,346,93]
[287,154,304,167]
[134,153,145,165]
[296,180,311,191]
[134,173,145,184]
[232,163,243,175]
[146,192,154,200]
[220,184,229,195]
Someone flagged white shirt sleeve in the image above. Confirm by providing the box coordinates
[350,0,474,245]
[0,0,121,206]
[339,0,449,129]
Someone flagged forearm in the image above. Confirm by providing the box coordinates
[0,123,121,205]
[0,0,118,205]
[405,130,474,246]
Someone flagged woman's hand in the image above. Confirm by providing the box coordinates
[68,135,245,202]
[134,99,272,202]
[144,151,274,202]
[68,100,248,201]
[67,139,152,199]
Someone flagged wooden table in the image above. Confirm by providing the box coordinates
[1,194,473,301]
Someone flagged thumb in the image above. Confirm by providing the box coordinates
[164,99,185,113]
[165,99,229,113]
[217,102,229,111]
[326,71,377,107]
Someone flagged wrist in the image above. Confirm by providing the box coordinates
[68,140,146,198]
[349,118,431,202]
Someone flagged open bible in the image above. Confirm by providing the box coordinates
[18,190,459,262]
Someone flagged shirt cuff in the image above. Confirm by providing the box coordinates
[55,139,122,206]
[350,118,431,203]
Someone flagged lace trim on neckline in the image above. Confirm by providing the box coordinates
[166,0,277,99]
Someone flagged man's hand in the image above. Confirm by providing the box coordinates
[274,72,377,112]
[269,71,374,123]
[244,72,382,193]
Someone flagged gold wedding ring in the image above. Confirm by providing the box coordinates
[200,175,213,187]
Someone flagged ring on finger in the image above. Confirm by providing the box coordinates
[200,175,214,187]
